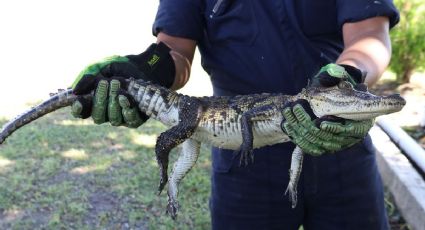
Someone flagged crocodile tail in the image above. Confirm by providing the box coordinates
[126,79,182,127]
[0,89,85,144]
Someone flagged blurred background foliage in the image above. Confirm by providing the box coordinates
[390,0,425,83]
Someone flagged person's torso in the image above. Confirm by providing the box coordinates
[198,0,344,96]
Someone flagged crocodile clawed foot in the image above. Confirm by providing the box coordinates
[166,199,179,220]
[239,149,254,166]
[249,150,255,163]
[238,141,254,166]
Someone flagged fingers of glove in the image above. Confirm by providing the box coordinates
[293,104,314,124]
[282,107,298,124]
[71,97,93,119]
[91,80,109,124]
[118,95,146,128]
[283,123,325,156]
[320,120,373,138]
[320,141,343,153]
[292,104,329,140]
[301,121,358,152]
[108,80,123,126]
[283,111,332,148]
[295,126,340,152]
[290,108,336,143]
[71,101,83,118]
[347,120,374,136]
[313,124,363,148]
[291,113,364,152]
[282,122,299,140]
[314,127,359,147]
[297,125,320,143]
[123,107,146,128]
[282,102,345,154]
[293,135,325,156]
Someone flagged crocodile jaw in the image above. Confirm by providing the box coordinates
[302,84,406,121]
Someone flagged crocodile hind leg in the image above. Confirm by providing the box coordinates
[155,96,203,195]
[285,146,304,208]
[239,104,276,165]
[167,138,200,219]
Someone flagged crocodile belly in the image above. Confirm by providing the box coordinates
[192,120,289,150]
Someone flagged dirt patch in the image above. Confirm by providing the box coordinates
[371,76,425,130]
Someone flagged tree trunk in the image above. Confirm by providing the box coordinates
[401,67,414,83]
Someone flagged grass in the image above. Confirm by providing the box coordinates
[384,190,411,230]
[0,108,211,229]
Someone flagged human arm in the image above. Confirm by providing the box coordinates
[337,16,391,86]
[156,32,197,90]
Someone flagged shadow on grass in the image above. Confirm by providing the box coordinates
[0,108,211,229]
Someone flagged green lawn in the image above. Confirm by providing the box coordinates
[0,108,211,229]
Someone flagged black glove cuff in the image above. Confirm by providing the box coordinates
[282,99,319,121]
[127,42,176,88]
[76,96,93,119]
[314,116,346,128]
[339,64,365,84]
[312,64,365,87]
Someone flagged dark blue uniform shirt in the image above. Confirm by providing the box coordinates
[153,1,399,229]
[154,0,398,95]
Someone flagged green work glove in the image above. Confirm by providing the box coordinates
[71,42,175,127]
[281,100,373,156]
[311,63,364,87]
[281,63,373,156]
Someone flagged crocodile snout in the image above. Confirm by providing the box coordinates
[382,93,406,110]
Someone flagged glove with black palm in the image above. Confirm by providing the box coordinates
[281,63,374,156]
[71,42,175,127]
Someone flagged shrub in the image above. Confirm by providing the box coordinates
[390,0,425,83]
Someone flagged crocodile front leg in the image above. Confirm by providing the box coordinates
[155,96,203,195]
[167,138,200,219]
[239,104,276,165]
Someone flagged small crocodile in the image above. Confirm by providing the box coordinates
[0,79,405,219]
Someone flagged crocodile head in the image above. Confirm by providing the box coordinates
[300,81,406,121]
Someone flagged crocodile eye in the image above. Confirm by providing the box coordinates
[338,81,353,89]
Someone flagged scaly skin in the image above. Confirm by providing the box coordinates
[0,89,91,144]
[0,79,406,219]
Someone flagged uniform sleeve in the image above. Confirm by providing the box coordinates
[336,0,399,29]
[152,0,204,41]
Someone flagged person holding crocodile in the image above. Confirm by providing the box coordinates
[71,1,399,229]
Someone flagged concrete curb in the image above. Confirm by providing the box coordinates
[370,126,425,230]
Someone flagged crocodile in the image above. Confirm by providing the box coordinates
[0,79,406,219]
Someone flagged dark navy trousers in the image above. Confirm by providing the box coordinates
[210,136,389,230]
